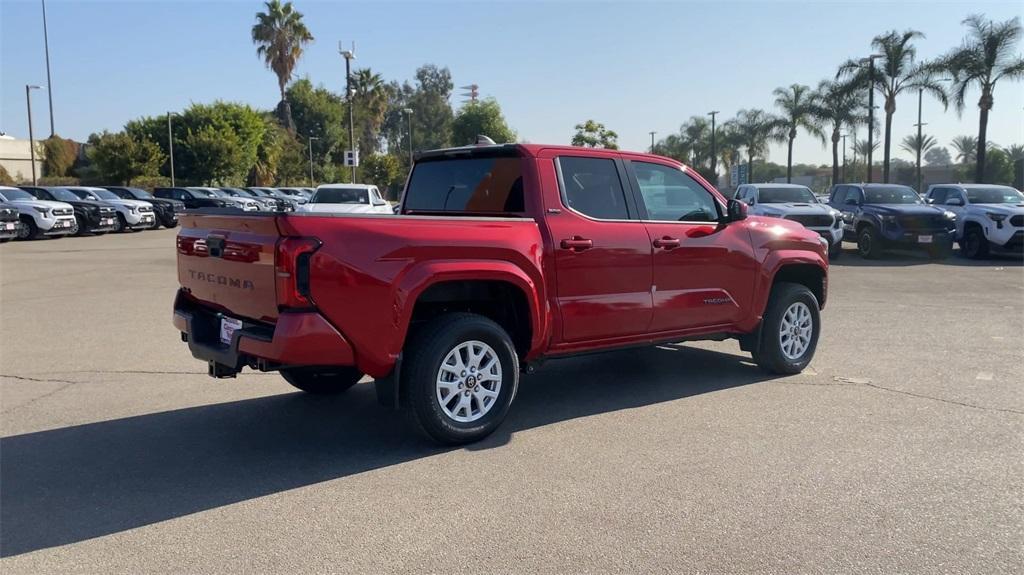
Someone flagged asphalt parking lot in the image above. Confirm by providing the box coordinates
[1,229,1022,573]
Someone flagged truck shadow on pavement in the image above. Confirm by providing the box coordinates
[1,345,771,557]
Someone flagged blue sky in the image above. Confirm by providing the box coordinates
[2,0,1022,165]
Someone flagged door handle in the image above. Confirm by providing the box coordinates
[560,236,593,251]
[653,236,681,249]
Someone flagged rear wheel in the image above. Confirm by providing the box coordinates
[112,214,126,233]
[961,227,989,259]
[857,226,881,259]
[280,367,362,394]
[401,313,519,445]
[752,282,820,375]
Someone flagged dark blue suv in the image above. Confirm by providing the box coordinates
[828,183,957,259]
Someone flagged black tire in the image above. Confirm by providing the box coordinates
[280,366,362,394]
[752,282,821,375]
[112,214,126,233]
[401,313,519,445]
[857,226,881,259]
[18,217,42,240]
[72,216,87,236]
[827,241,842,260]
[161,217,179,229]
[960,226,989,259]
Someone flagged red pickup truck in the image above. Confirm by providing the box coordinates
[174,143,828,443]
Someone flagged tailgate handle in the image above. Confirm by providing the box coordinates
[207,236,225,258]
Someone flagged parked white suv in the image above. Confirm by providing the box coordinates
[735,183,844,258]
[68,187,157,232]
[301,184,391,214]
[924,184,1024,258]
[0,186,77,240]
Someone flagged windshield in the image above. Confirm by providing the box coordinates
[966,187,1024,204]
[126,188,153,199]
[405,155,524,213]
[312,188,369,204]
[0,189,35,201]
[864,186,922,204]
[757,187,817,204]
[189,189,217,198]
[80,189,120,200]
[228,189,255,197]
[49,189,82,202]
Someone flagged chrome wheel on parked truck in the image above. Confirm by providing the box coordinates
[403,313,519,444]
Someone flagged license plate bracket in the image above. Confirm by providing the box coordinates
[918,235,933,244]
[219,317,243,345]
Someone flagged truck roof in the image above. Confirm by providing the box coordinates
[416,143,684,166]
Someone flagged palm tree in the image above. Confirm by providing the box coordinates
[770,84,822,183]
[1002,143,1024,162]
[951,135,978,164]
[940,15,1024,183]
[812,79,864,185]
[854,139,878,160]
[351,68,388,154]
[900,133,938,157]
[728,109,778,184]
[251,0,314,130]
[839,30,948,183]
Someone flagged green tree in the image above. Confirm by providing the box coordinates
[940,15,1024,183]
[42,135,77,177]
[409,65,455,150]
[286,78,346,169]
[251,0,314,130]
[812,79,864,185]
[359,153,402,197]
[950,135,978,163]
[1002,143,1024,162]
[351,68,389,154]
[451,98,516,145]
[184,125,243,185]
[250,120,285,185]
[772,84,823,183]
[572,120,618,149]
[924,146,952,166]
[900,133,938,157]
[275,133,307,185]
[88,131,165,185]
[0,164,15,185]
[727,109,777,183]
[839,30,948,182]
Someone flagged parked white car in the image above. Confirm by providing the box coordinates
[300,184,392,214]
[735,183,844,259]
[0,186,77,239]
[924,184,1024,258]
[68,187,157,232]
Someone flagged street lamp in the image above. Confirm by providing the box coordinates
[25,85,45,186]
[41,0,55,137]
[167,112,179,186]
[708,110,720,180]
[649,131,657,154]
[914,78,951,193]
[339,41,357,183]
[403,108,414,166]
[307,136,320,187]
[859,53,884,183]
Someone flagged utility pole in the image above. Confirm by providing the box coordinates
[460,84,479,104]
[41,0,55,137]
[708,110,720,181]
[25,85,44,185]
[308,136,320,187]
[403,108,414,166]
[914,87,925,194]
[862,54,883,183]
[167,112,177,186]
[340,42,357,183]
[649,131,656,154]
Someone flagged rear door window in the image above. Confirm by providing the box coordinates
[557,157,630,220]
[404,156,524,213]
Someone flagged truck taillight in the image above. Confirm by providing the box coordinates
[275,237,321,310]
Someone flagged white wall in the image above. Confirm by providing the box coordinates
[0,137,43,182]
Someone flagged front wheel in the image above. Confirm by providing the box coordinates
[857,226,881,259]
[960,227,989,259]
[827,241,842,260]
[752,282,821,375]
[280,366,363,394]
[112,214,126,233]
[401,313,519,445]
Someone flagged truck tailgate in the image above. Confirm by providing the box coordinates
[176,213,281,322]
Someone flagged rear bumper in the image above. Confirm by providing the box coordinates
[172,290,355,376]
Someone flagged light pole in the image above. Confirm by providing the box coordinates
[861,54,884,183]
[340,42,356,183]
[649,131,657,154]
[403,108,414,166]
[841,133,848,184]
[708,110,720,180]
[167,112,178,186]
[25,85,44,185]
[913,78,950,193]
[41,0,55,137]
[307,136,320,187]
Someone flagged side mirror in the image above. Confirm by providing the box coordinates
[373,200,386,206]
[844,198,860,206]
[726,199,747,222]
[945,198,964,206]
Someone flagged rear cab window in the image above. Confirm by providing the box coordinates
[403,149,525,215]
